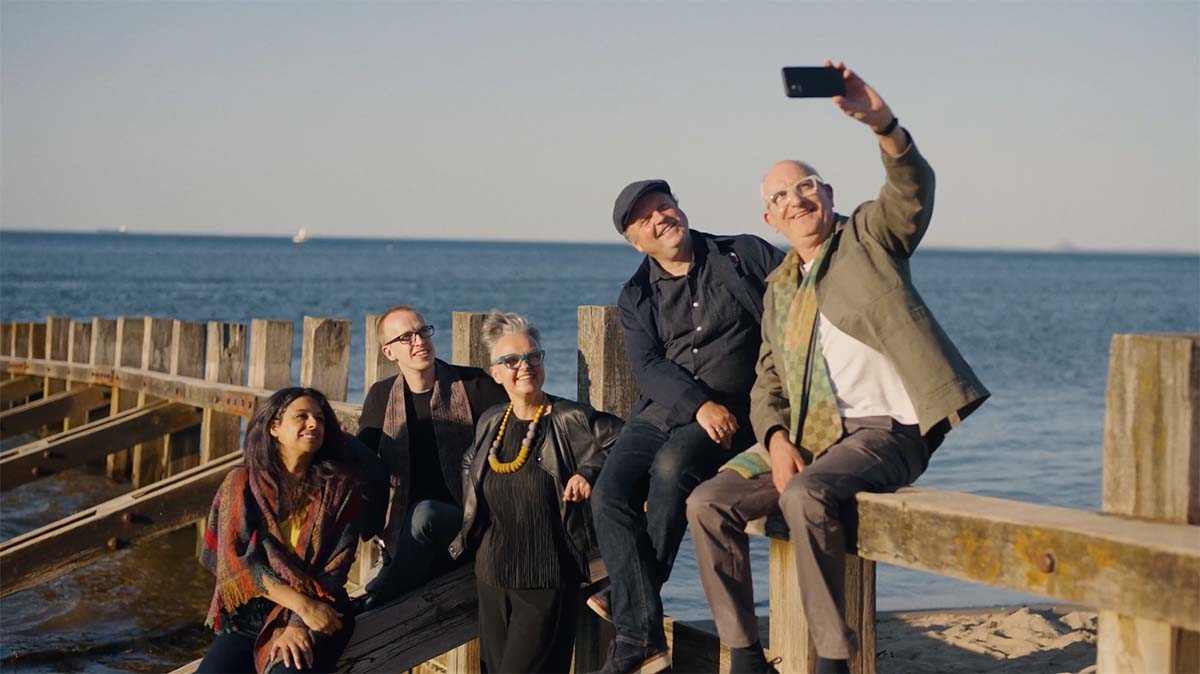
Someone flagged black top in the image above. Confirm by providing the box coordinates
[474,418,580,589]
[406,388,456,505]
[638,238,764,431]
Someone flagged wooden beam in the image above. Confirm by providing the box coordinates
[0,400,202,491]
[162,321,206,476]
[248,319,293,390]
[28,322,46,359]
[577,305,637,418]
[65,320,95,428]
[364,314,399,393]
[451,312,489,369]
[300,316,350,401]
[1098,334,1200,673]
[338,565,479,672]
[0,357,361,433]
[0,386,110,439]
[200,322,246,464]
[43,317,70,410]
[13,323,31,363]
[107,316,145,479]
[0,376,42,405]
[0,450,241,597]
[89,318,118,367]
[854,487,1200,630]
[132,317,174,487]
[0,323,11,358]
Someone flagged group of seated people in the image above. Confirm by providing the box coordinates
[194,64,988,674]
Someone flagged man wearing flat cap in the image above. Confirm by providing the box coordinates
[588,177,784,672]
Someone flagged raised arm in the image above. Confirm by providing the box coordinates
[828,60,935,257]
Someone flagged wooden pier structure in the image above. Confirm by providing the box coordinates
[0,313,1196,673]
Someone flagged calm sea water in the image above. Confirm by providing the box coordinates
[1,230,1197,672]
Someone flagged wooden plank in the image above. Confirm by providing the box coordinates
[132,317,174,487]
[0,450,241,597]
[0,386,109,439]
[338,565,479,672]
[0,376,42,405]
[854,487,1200,630]
[65,320,94,428]
[577,305,637,418]
[28,322,46,359]
[0,323,11,358]
[451,312,489,369]
[769,538,817,673]
[248,319,293,390]
[107,316,145,479]
[13,323,31,363]
[365,314,400,394]
[1098,333,1200,673]
[0,401,202,491]
[0,357,361,433]
[300,316,350,401]
[43,316,70,407]
[89,318,118,367]
[162,321,206,476]
[200,322,246,464]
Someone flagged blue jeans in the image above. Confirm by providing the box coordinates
[591,420,745,648]
[365,499,463,600]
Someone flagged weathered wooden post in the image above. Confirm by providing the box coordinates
[365,314,400,395]
[162,320,206,476]
[86,318,118,469]
[249,319,294,390]
[64,320,94,430]
[131,317,174,487]
[572,306,633,671]
[28,322,47,359]
[107,316,145,480]
[1,323,11,358]
[43,316,70,401]
[1097,333,1200,674]
[300,317,350,402]
[200,322,247,463]
[436,311,490,674]
[13,323,31,364]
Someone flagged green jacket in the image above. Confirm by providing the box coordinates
[750,137,988,450]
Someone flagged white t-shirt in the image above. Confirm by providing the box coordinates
[803,259,918,424]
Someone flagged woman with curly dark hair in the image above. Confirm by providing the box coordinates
[197,387,363,674]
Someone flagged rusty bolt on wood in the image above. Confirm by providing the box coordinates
[121,512,135,525]
[106,537,124,551]
[30,466,42,477]
[1038,552,1056,574]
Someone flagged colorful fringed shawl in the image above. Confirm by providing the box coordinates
[201,464,362,673]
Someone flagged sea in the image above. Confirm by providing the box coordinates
[0,230,1197,672]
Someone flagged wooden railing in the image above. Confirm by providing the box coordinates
[0,314,1196,673]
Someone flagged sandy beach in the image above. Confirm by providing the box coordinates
[876,605,1097,674]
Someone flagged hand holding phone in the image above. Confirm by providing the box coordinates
[781,66,846,98]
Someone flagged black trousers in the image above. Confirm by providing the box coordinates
[477,582,579,673]
[196,616,355,674]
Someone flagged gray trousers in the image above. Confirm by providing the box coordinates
[685,416,930,659]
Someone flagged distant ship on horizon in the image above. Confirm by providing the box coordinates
[292,227,308,244]
[97,225,130,234]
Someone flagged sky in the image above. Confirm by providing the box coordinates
[1,1,1197,253]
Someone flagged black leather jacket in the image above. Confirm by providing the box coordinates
[448,395,622,581]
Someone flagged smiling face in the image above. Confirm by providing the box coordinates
[762,160,836,250]
[269,395,325,461]
[623,191,690,261]
[380,309,435,375]
[488,331,545,400]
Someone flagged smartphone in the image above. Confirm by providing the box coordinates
[781,67,846,98]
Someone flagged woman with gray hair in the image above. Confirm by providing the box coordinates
[449,310,621,673]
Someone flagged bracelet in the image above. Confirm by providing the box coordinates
[874,115,899,136]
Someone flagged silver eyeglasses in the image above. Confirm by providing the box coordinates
[385,324,435,346]
[767,175,825,209]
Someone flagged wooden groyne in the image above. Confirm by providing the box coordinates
[0,314,1196,673]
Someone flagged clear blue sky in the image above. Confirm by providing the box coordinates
[2,1,1197,252]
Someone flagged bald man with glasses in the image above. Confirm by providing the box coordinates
[356,305,507,610]
[686,63,989,673]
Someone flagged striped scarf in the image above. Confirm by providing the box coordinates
[201,464,362,673]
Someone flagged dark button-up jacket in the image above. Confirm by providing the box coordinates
[619,230,785,430]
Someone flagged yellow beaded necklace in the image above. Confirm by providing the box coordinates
[487,401,548,474]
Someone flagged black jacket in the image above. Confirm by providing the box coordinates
[618,230,784,428]
[448,395,622,581]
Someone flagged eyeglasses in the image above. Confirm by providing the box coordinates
[384,324,435,347]
[767,175,825,210]
[493,349,546,370]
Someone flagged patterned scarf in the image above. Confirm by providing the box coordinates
[721,239,843,479]
[201,464,362,673]
[379,361,475,549]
